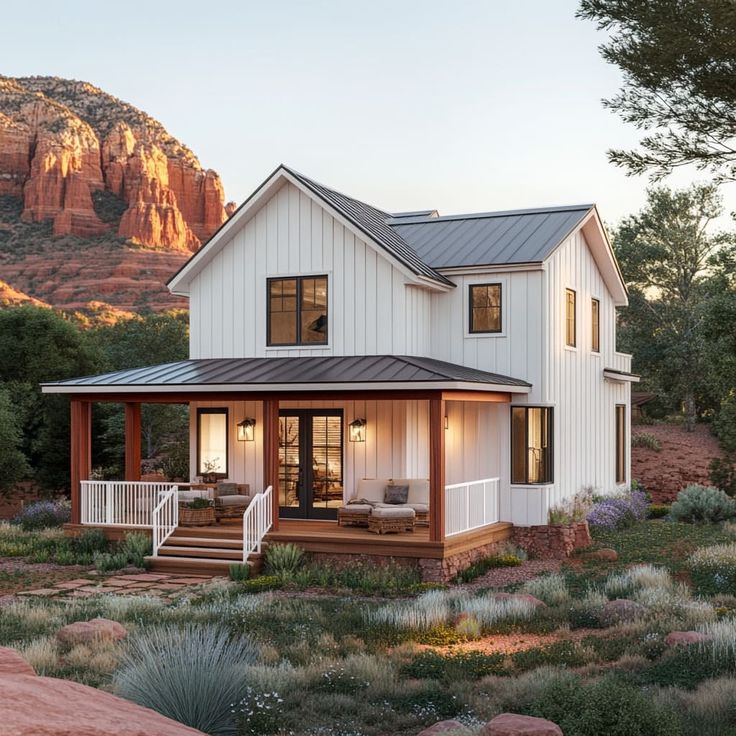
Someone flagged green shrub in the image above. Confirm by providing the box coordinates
[113,623,261,736]
[241,575,283,594]
[185,497,211,510]
[313,664,371,694]
[264,543,305,577]
[631,432,662,451]
[92,551,129,573]
[401,650,505,681]
[520,573,570,606]
[389,681,462,720]
[234,687,285,735]
[670,484,736,523]
[229,563,251,582]
[648,503,671,519]
[512,640,589,672]
[291,559,422,594]
[120,532,151,567]
[455,553,523,583]
[710,457,736,497]
[689,543,736,595]
[640,644,731,689]
[527,674,682,736]
[74,528,109,556]
[13,500,71,531]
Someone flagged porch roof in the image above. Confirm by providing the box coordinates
[41,355,531,395]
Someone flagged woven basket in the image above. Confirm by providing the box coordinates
[179,504,215,527]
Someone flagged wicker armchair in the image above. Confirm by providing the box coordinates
[212,482,254,522]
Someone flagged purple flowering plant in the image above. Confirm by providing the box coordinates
[586,490,648,531]
[12,499,71,531]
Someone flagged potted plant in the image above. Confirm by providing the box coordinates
[200,458,220,484]
[179,497,215,527]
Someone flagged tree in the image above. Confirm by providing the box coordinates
[0,386,30,494]
[613,184,735,429]
[578,0,736,181]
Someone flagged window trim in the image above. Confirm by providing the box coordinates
[615,404,626,484]
[196,407,229,478]
[591,297,600,353]
[510,406,554,485]
[468,282,503,335]
[565,288,577,348]
[267,275,329,347]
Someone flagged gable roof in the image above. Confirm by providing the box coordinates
[386,205,593,269]
[41,355,532,394]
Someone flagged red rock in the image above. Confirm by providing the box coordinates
[56,617,127,645]
[0,673,205,735]
[600,599,646,625]
[665,630,711,647]
[481,713,563,736]
[418,720,473,735]
[0,647,36,676]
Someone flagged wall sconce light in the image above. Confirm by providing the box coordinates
[444,415,449,430]
[349,417,366,442]
[237,417,256,442]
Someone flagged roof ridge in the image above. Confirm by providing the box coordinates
[386,203,594,225]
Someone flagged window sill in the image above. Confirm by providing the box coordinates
[265,344,331,351]
[564,345,577,353]
[510,483,555,489]
[465,332,507,340]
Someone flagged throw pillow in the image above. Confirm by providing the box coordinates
[384,484,409,505]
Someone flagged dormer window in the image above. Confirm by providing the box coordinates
[268,276,328,346]
[469,283,502,333]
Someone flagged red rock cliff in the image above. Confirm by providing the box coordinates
[0,76,228,251]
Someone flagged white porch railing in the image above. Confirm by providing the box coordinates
[243,485,273,563]
[152,488,178,557]
[80,481,181,526]
[445,477,500,537]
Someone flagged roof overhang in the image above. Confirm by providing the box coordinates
[603,368,640,383]
[167,166,453,296]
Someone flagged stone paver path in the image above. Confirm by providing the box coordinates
[16,572,225,601]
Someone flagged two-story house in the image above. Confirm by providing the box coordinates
[43,165,637,578]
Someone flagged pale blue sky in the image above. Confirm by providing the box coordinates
[4,0,731,223]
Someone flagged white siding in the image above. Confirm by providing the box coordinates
[188,182,433,359]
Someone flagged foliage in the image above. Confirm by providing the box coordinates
[113,623,261,736]
[234,687,285,736]
[548,488,593,525]
[578,0,736,184]
[285,559,422,595]
[670,484,736,523]
[229,563,251,582]
[93,551,130,573]
[631,432,662,451]
[240,575,283,594]
[710,456,736,498]
[648,504,670,519]
[185,497,211,510]
[454,551,523,583]
[587,489,648,530]
[12,500,71,530]
[160,439,190,481]
[713,395,736,455]
[520,573,570,606]
[401,650,505,682]
[264,543,306,577]
[0,386,30,493]
[120,532,152,568]
[74,528,109,556]
[689,543,736,595]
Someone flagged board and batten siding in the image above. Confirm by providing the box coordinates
[540,230,632,513]
[188,182,433,359]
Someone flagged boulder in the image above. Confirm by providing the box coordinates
[494,592,547,608]
[665,630,711,647]
[0,647,35,676]
[481,713,563,735]
[56,617,127,645]
[0,673,205,735]
[600,598,646,625]
[588,548,618,562]
[418,720,473,736]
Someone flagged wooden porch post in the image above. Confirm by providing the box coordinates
[429,395,446,542]
[124,402,142,481]
[70,400,92,525]
[263,398,280,531]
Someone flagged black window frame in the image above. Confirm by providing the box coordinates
[510,406,554,485]
[267,275,328,347]
[615,404,626,484]
[196,407,229,478]
[591,298,600,353]
[565,288,577,347]
[468,283,503,334]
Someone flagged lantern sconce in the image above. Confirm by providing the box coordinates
[237,417,256,442]
[349,417,366,442]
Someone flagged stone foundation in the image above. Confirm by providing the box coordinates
[512,521,591,559]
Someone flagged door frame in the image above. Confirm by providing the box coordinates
[278,408,344,520]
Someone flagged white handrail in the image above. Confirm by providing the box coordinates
[243,485,273,563]
[152,488,179,557]
[445,477,500,537]
[80,481,181,526]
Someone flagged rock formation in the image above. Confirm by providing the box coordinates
[0,76,228,252]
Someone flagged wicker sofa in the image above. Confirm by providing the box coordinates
[337,478,430,528]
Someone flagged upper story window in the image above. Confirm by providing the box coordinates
[511,406,553,484]
[469,283,502,333]
[591,298,600,353]
[565,288,576,347]
[268,276,328,346]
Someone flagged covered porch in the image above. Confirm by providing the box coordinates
[44,356,530,574]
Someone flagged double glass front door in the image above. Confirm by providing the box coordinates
[278,410,343,519]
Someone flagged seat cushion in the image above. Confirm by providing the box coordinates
[371,506,415,519]
[391,478,429,505]
[217,494,252,507]
[406,502,429,514]
[355,479,389,503]
[340,504,372,514]
[177,489,211,502]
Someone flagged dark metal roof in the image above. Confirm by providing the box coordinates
[42,355,531,391]
[387,205,593,269]
[284,167,453,286]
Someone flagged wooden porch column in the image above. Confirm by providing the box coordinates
[263,398,280,531]
[429,395,446,542]
[70,400,92,525]
[124,402,142,481]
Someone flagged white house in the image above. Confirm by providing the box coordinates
[43,164,637,576]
